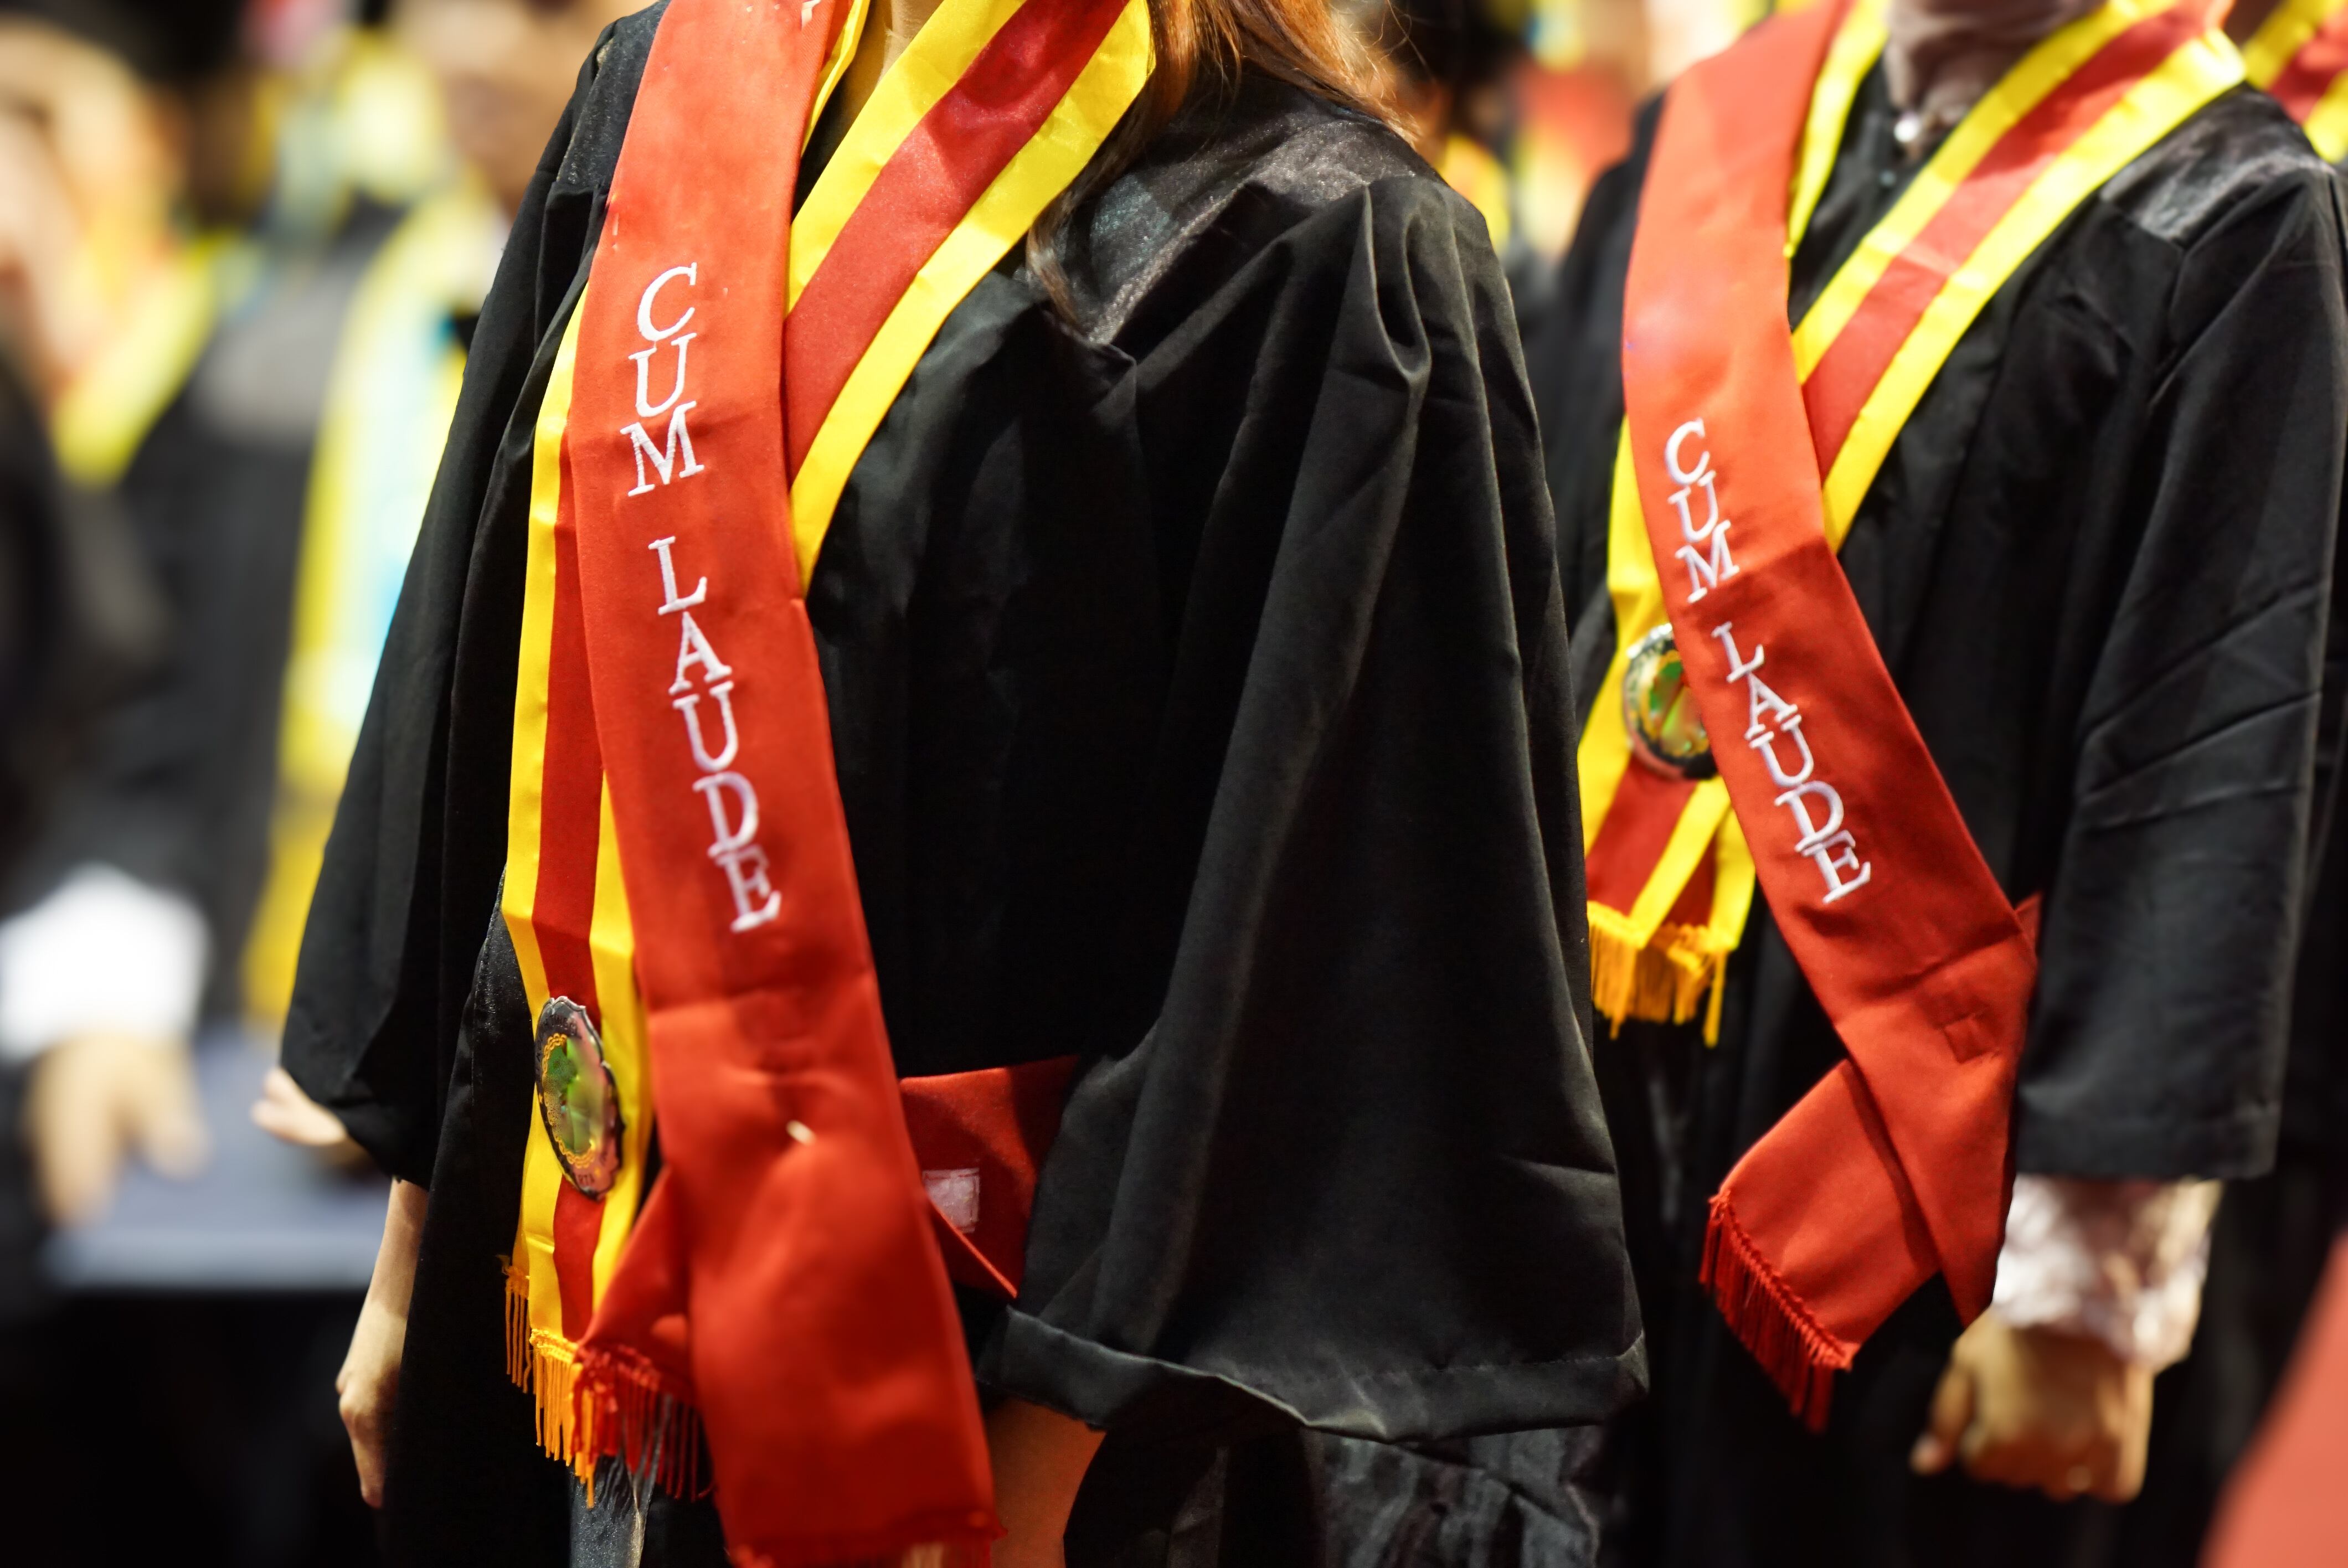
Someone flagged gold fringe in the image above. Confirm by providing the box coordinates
[503,1258,531,1386]
[500,1277,984,1560]
[1588,906,1735,1041]
[502,1265,598,1486]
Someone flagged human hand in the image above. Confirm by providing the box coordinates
[23,1030,208,1225]
[1911,1308,2153,1502]
[985,1397,1105,1568]
[251,1065,363,1164]
[339,1179,428,1508]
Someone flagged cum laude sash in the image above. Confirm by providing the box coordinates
[1592,0,2239,1423]
[2244,0,2348,157]
[496,0,1149,1559]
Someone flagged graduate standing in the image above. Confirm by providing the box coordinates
[284,0,1643,1564]
[1523,1,2348,1563]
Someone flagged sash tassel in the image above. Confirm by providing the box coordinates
[1699,1191,1856,1430]
[575,1342,708,1503]
[1588,906,1734,1042]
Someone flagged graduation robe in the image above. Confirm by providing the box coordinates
[281,12,1644,1563]
[2078,53,2348,1566]
[1523,64,2348,1568]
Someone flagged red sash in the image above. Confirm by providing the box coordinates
[1623,3,2044,1427]
[554,0,1016,1557]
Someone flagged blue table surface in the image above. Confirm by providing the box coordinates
[43,1030,388,1294]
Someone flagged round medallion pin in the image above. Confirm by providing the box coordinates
[1620,623,1715,780]
[534,997,622,1198]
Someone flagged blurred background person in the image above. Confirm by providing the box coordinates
[1347,0,1532,272]
[0,0,590,1560]
[250,0,647,1157]
[0,0,480,1225]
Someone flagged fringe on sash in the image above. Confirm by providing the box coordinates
[504,1262,714,1501]
[573,1342,706,1502]
[729,1540,995,1568]
[1700,1193,1855,1433]
[503,1270,993,1565]
[504,1262,601,1486]
[1588,907,1735,1042]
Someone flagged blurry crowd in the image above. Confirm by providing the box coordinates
[0,1,640,1559]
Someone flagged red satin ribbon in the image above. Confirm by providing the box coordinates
[1621,0,2038,1427]
[562,0,997,1557]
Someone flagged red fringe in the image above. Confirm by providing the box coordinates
[1701,1192,1855,1432]
[535,1303,998,1566]
[574,1343,708,1501]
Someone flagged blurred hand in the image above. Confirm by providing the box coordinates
[1911,1309,2153,1503]
[23,1030,208,1225]
[251,1064,362,1163]
[986,1397,1105,1568]
[341,1179,427,1509]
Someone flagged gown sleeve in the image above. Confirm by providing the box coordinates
[986,175,1644,1445]
[2017,165,2348,1181]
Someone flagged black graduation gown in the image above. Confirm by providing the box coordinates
[1523,66,2348,1568]
[281,13,1644,1564]
[2064,110,2348,1568]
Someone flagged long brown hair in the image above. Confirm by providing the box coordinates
[1027,0,1398,304]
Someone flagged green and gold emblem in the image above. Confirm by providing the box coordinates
[534,996,622,1198]
[1620,623,1714,780]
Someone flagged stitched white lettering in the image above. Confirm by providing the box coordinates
[1673,417,1874,907]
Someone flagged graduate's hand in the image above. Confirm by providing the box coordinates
[985,1397,1104,1568]
[23,1030,208,1225]
[1911,1309,2153,1503]
[251,1065,365,1167]
[339,1179,428,1509]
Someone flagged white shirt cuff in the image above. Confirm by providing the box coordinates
[0,863,209,1062]
[1991,1173,2220,1370]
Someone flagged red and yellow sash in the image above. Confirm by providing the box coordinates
[1606,0,2237,1424]
[498,0,1149,1556]
[2244,0,2348,157]
[1580,0,2241,1044]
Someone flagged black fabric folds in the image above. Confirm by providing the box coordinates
[1523,66,2348,1568]
[282,20,1640,1562]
